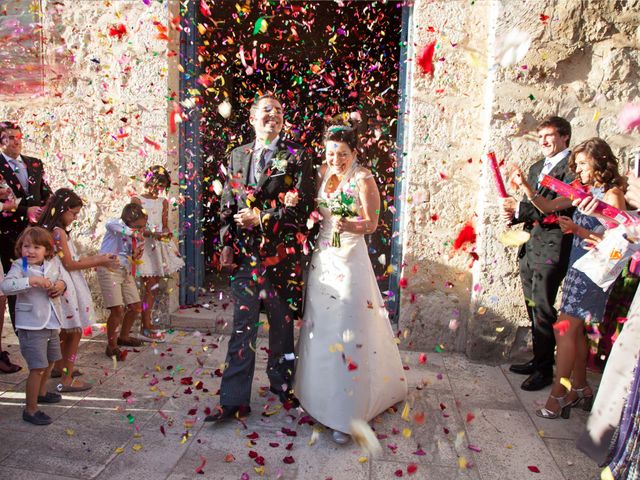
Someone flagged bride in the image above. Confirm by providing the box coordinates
[287,123,407,444]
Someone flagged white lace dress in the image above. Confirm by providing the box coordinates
[137,196,185,277]
[59,234,96,330]
[294,165,408,433]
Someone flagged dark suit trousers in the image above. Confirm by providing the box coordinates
[0,240,17,329]
[220,256,296,406]
[519,255,568,376]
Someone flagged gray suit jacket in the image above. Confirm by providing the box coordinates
[1,257,64,330]
[512,155,575,266]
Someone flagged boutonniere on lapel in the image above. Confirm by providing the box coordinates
[270,151,289,174]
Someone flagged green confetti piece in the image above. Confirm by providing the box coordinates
[253,17,267,35]
[127,414,135,424]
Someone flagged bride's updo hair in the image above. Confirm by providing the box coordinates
[324,124,358,152]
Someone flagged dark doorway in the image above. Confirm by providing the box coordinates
[197,0,402,278]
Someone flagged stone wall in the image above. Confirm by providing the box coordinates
[0,0,180,323]
[400,0,640,360]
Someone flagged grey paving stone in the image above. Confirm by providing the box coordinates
[543,437,601,480]
[370,459,480,479]
[461,408,565,480]
[445,355,522,410]
[501,365,595,441]
[0,466,79,479]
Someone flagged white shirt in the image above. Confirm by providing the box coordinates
[537,148,570,186]
[515,148,571,219]
[99,218,135,268]
[44,304,61,330]
[3,153,29,192]
[253,136,280,182]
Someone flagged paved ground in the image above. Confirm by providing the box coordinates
[0,322,602,480]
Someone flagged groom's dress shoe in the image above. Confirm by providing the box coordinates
[270,387,300,410]
[520,371,553,391]
[509,360,536,375]
[204,405,251,424]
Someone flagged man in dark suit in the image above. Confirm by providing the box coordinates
[501,116,574,391]
[205,94,315,423]
[0,121,51,373]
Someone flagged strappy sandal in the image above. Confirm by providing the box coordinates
[137,329,166,343]
[535,393,573,419]
[570,386,594,412]
[58,378,92,392]
[51,368,83,378]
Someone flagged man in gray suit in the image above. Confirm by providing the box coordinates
[205,94,315,423]
[501,116,574,391]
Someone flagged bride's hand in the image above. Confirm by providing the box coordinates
[283,190,299,207]
[335,217,352,233]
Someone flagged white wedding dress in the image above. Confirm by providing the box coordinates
[294,165,408,434]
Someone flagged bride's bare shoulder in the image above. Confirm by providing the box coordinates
[354,165,374,181]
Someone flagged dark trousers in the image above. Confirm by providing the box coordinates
[220,256,296,407]
[0,242,16,329]
[519,255,568,376]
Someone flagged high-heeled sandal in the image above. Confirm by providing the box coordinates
[535,393,572,419]
[570,386,594,412]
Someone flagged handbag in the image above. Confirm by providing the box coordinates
[573,225,640,291]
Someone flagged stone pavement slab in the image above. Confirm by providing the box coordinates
[0,323,603,480]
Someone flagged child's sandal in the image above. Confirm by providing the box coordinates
[139,329,166,343]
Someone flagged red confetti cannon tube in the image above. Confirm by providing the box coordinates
[485,152,508,198]
[540,175,637,226]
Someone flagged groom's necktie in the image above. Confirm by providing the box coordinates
[255,148,269,181]
[537,159,553,188]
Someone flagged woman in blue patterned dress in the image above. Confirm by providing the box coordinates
[512,138,626,419]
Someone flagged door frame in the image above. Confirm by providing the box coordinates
[179,3,414,323]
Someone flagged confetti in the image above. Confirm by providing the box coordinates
[618,103,640,133]
[498,230,530,247]
[350,419,382,457]
[560,377,572,391]
[495,29,532,67]
[417,41,437,76]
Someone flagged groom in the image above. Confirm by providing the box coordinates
[206,94,316,424]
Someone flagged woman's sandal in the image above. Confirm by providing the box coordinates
[535,393,573,419]
[570,386,594,412]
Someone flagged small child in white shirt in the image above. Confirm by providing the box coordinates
[1,226,66,425]
[96,203,147,360]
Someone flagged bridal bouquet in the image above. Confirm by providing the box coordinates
[318,190,359,247]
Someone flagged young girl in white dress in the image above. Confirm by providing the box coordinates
[287,124,407,445]
[132,166,184,342]
[38,188,119,391]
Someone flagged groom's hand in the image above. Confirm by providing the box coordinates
[234,208,260,229]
